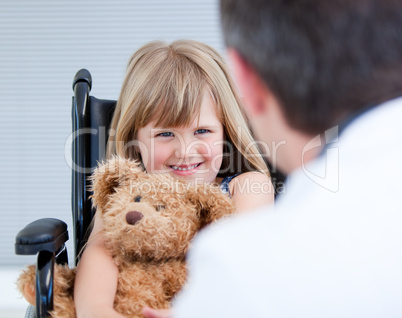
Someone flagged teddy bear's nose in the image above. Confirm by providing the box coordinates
[126,211,143,225]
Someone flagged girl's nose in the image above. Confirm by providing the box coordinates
[174,136,209,159]
[175,136,207,159]
[174,135,192,159]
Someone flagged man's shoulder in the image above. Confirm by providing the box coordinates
[197,204,271,241]
[190,203,282,262]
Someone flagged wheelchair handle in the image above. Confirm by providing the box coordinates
[73,68,92,91]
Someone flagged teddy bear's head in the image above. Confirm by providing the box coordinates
[90,157,236,263]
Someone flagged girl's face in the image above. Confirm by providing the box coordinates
[136,93,224,184]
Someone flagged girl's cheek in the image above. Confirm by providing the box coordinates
[203,140,223,172]
[137,143,150,168]
[194,143,211,157]
[148,143,173,172]
[211,146,224,171]
[208,143,222,158]
[196,135,223,157]
[138,141,164,172]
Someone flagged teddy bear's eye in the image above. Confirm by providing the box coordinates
[134,196,142,202]
[155,205,165,211]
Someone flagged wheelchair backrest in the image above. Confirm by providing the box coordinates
[72,69,116,264]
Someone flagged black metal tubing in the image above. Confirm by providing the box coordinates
[72,69,92,264]
[35,250,54,318]
[55,244,69,265]
[71,70,116,265]
[34,245,68,318]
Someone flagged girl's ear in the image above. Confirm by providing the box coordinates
[188,184,237,229]
[90,156,142,210]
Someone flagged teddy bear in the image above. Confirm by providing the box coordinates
[17,157,236,317]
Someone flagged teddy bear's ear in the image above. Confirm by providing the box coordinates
[90,156,143,210]
[188,184,237,229]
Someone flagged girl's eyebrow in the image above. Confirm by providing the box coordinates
[150,127,171,130]
[150,125,221,130]
[196,125,221,130]
[149,127,178,132]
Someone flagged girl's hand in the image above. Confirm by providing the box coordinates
[142,307,172,318]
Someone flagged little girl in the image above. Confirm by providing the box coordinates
[74,40,274,318]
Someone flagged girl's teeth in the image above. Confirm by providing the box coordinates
[172,163,199,171]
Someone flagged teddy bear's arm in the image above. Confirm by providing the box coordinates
[113,261,187,317]
[17,264,77,318]
[161,261,188,299]
[17,264,36,306]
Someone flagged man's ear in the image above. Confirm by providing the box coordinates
[90,156,142,210]
[227,48,268,115]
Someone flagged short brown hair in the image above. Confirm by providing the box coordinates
[221,0,402,134]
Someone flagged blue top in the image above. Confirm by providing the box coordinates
[220,174,240,197]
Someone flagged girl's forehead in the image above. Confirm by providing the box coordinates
[144,89,221,129]
[141,93,222,131]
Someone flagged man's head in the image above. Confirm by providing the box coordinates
[220,0,402,136]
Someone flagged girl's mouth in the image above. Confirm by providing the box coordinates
[170,163,202,174]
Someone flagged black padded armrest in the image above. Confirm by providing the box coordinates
[15,218,69,255]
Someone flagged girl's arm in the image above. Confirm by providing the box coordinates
[74,213,125,318]
[230,171,274,213]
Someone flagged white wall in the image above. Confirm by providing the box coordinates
[0,0,224,266]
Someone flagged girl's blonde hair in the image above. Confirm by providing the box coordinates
[107,39,269,177]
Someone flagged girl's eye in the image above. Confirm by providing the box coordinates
[157,132,174,137]
[195,129,210,135]
[155,204,165,211]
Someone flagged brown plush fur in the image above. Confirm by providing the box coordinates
[17,157,236,317]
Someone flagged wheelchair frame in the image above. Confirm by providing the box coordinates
[15,69,116,317]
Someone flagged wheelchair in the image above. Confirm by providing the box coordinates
[15,69,115,318]
[15,69,286,318]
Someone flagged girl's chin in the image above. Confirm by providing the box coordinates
[171,169,198,177]
[145,167,217,183]
[172,173,219,186]
[169,168,217,182]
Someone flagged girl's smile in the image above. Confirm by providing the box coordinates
[136,92,224,184]
[170,163,202,174]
